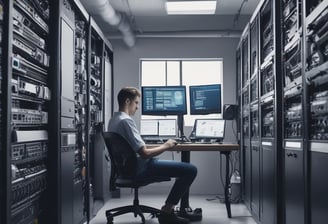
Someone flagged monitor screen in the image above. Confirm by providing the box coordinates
[142,86,187,115]
[189,84,221,115]
[140,119,177,137]
[194,119,225,140]
[140,119,158,136]
[158,119,177,137]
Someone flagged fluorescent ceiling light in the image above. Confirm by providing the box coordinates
[166,1,217,15]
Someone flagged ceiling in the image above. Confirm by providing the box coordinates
[79,0,260,45]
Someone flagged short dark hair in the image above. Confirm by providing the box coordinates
[117,87,141,109]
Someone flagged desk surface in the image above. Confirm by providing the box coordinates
[147,143,239,152]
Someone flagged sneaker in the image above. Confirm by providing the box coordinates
[178,207,202,222]
[158,210,190,224]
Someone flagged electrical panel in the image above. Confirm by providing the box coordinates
[10,0,50,223]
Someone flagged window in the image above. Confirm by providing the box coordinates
[140,59,223,126]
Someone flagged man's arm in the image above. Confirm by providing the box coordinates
[138,139,177,159]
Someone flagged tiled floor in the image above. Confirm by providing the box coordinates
[89,194,256,224]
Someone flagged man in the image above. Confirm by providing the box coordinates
[108,87,197,224]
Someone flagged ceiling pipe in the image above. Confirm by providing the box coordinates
[107,30,242,39]
[136,31,242,38]
[85,0,136,47]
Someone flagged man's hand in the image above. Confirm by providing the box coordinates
[164,139,178,148]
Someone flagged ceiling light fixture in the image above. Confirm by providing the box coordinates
[165,1,217,15]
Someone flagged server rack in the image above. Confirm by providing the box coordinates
[86,17,113,221]
[0,1,7,222]
[235,43,242,209]
[48,1,113,223]
[73,2,89,223]
[304,1,328,224]
[0,0,113,223]
[7,0,51,223]
[249,14,261,222]
[238,1,283,224]
[240,24,251,212]
[281,0,305,224]
[47,1,87,223]
[238,1,328,224]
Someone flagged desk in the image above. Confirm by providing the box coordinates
[147,143,239,218]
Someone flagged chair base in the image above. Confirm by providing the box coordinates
[106,204,161,224]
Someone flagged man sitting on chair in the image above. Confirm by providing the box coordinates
[108,87,197,224]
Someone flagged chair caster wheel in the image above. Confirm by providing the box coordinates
[106,211,114,224]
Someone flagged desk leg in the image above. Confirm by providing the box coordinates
[222,151,232,218]
[180,151,190,209]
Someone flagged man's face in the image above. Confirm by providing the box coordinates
[127,96,140,116]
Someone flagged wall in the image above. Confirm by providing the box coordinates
[110,37,239,195]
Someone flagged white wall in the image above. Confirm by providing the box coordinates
[109,37,239,195]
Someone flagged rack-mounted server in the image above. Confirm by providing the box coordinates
[306,3,328,141]
[73,6,88,223]
[10,0,50,223]
[260,0,274,63]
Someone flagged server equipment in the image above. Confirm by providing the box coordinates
[10,0,51,223]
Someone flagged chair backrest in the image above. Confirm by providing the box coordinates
[102,132,138,181]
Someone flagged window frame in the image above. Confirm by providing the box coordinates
[140,58,224,126]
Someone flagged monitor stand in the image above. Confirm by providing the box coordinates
[177,115,202,220]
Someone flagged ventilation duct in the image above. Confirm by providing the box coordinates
[81,0,136,47]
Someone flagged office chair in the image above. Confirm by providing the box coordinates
[102,132,171,224]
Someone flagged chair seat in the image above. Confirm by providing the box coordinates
[116,176,171,188]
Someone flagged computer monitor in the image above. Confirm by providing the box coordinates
[140,119,177,138]
[189,84,222,115]
[158,119,177,137]
[194,119,225,141]
[140,119,158,136]
[141,86,187,115]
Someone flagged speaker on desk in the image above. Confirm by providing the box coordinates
[223,104,238,120]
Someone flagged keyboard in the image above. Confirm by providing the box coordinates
[142,136,182,143]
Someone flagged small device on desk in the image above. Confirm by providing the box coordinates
[189,118,226,144]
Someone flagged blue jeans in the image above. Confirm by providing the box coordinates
[136,158,197,205]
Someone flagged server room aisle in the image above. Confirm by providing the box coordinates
[90,194,256,224]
